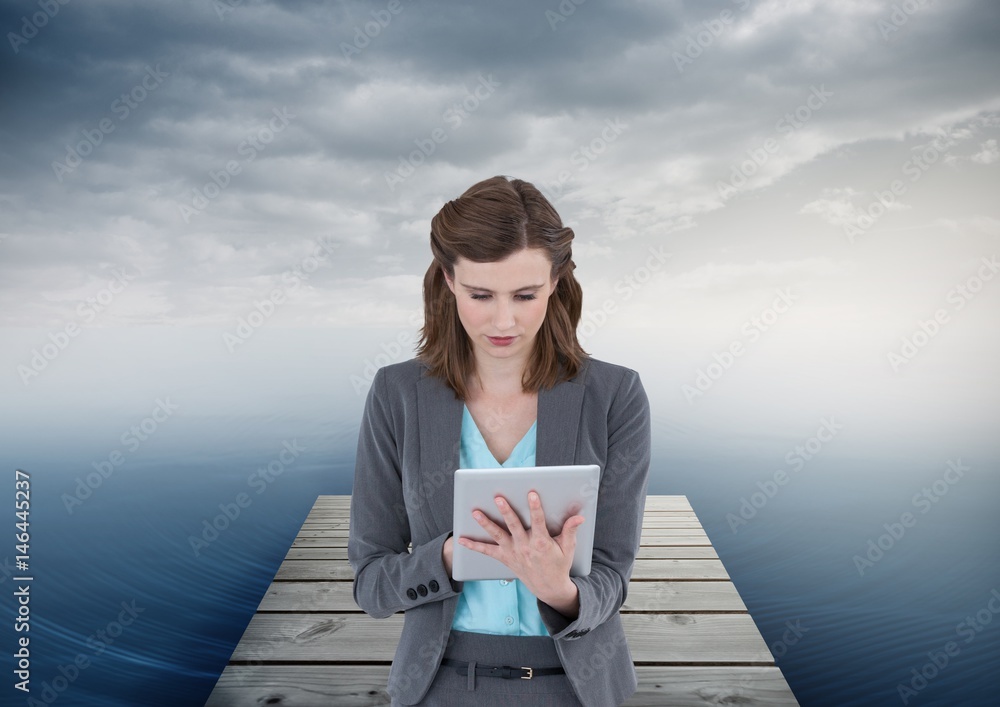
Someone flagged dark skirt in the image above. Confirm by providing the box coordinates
[393,629,584,706]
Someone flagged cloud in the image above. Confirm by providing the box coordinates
[668,257,846,292]
[799,186,910,229]
[971,138,999,164]
[1,0,999,329]
[800,188,868,228]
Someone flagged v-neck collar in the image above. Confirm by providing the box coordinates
[415,356,589,538]
[462,403,537,467]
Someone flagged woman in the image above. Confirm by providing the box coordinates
[348,175,651,706]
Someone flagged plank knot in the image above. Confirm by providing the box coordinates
[292,618,345,643]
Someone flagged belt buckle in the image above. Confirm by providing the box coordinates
[521,666,533,680]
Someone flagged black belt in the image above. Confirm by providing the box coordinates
[441,658,565,680]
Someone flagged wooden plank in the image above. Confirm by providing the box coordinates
[311,498,694,513]
[635,546,718,559]
[629,666,801,706]
[622,581,747,612]
[291,529,713,543]
[290,537,714,551]
[273,558,730,581]
[206,665,797,707]
[207,495,799,706]
[281,545,719,561]
[305,507,699,514]
[227,613,772,664]
[301,516,706,528]
[290,526,707,538]
[256,580,746,613]
[306,506,697,519]
[290,537,715,549]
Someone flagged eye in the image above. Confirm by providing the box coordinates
[470,294,537,301]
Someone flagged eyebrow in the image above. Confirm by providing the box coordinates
[458,282,544,293]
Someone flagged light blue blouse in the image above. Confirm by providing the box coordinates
[450,403,549,636]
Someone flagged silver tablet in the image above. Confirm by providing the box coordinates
[452,464,601,581]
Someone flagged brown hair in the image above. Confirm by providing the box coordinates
[415,175,589,400]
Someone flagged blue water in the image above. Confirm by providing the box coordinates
[687,454,1000,706]
[4,437,997,706]
[1,327,997,705]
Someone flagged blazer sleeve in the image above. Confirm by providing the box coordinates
[348,367,461,619]
[536,366,651,638]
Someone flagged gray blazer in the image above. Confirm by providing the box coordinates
[348,355,651,706]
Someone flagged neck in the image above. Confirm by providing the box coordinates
[470,353,529,397]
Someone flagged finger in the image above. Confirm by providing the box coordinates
[492,495,527,543]
[557,515,585,547]
[457,536,500,558]
[472,509,511,546]
[527,490,551,537]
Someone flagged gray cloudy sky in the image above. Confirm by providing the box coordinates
[2,0,999,461]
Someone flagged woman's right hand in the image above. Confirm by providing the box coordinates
[442,535,454,578]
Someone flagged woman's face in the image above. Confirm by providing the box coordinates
[444,248,559,366]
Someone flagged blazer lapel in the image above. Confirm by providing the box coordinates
[416,374,462,540]
[415,363,586,538]
[536,375,584,467]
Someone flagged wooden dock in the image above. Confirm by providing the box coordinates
[205,495,799,705]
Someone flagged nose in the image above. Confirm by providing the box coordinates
[492,297,515,331]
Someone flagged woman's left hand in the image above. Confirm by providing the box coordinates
[457,490,584,608]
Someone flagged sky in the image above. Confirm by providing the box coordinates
[3,6,999,704]
[1,0,999,465]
